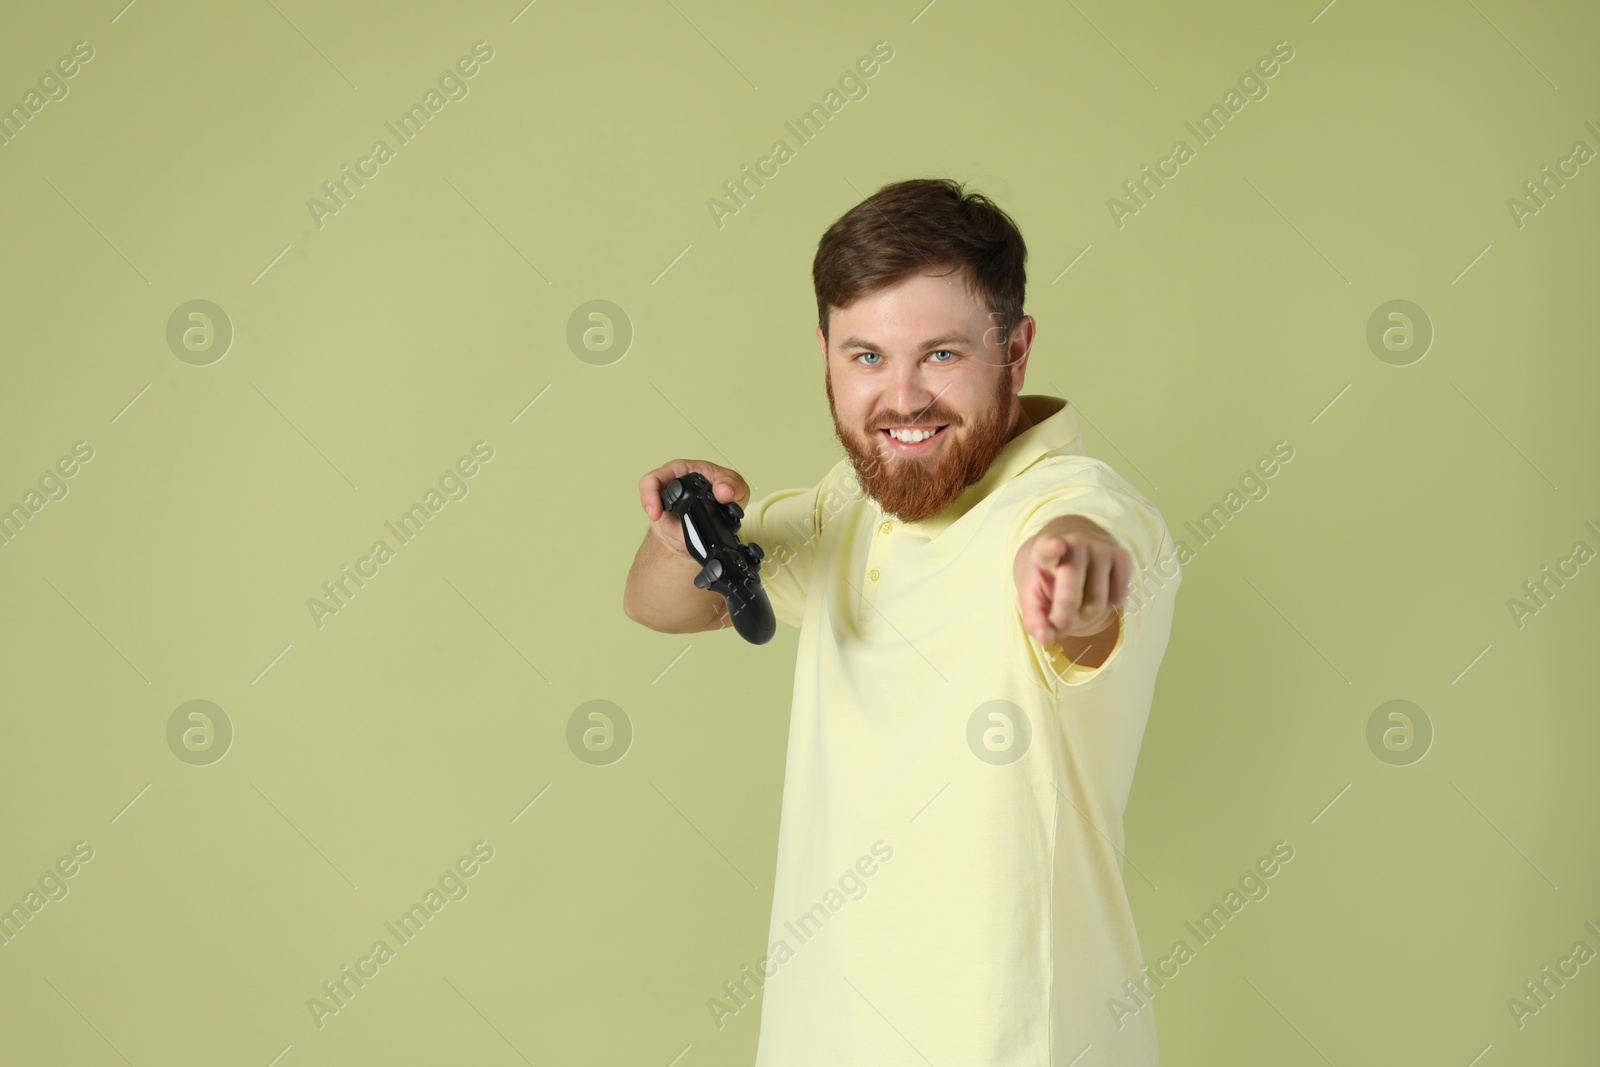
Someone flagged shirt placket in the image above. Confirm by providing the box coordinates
[860,514,894,625]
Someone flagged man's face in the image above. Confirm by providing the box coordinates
[820,267,1034,524]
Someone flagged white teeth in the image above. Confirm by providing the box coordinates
[887,426,940,443]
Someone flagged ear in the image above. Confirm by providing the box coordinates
[816,325,828,365]
[1007,315,1037,391]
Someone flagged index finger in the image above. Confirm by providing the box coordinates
[1019,570,1052,643]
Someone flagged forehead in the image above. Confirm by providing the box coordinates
[828,268,985,348]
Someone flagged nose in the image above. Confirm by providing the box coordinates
[883,361,943,423]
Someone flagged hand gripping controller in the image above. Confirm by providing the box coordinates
[660,472,776,645]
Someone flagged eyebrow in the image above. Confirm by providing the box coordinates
[837,331,969,353]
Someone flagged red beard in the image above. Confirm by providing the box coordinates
[825,362,1019,525]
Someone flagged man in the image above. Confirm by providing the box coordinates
[625,178,1181,1065]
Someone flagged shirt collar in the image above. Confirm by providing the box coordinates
[893,393,1083,538]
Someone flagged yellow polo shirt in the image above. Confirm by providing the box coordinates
[737,393,1181,1066]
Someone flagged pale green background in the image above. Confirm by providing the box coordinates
[1,0,1596,1064]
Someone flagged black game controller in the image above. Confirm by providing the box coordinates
[661,472,776,645]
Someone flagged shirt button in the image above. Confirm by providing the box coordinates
[879,521,892,535]
[868,568,880,581]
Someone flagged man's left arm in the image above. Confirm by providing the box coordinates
[1012,513,1132,669]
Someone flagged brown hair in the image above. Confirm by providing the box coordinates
[812,177,1028,347]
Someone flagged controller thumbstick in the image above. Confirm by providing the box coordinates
[723,500,744,522]
[693,557,724,591]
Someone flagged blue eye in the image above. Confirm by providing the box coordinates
[853,350,956,366]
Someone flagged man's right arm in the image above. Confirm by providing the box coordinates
[622,527,729,633]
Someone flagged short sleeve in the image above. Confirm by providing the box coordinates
[1002,457,1179,686]
[737,478,825,630]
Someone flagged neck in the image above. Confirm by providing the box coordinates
[1008,399,1033,440]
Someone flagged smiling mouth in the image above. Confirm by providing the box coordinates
[879,425,948,443]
